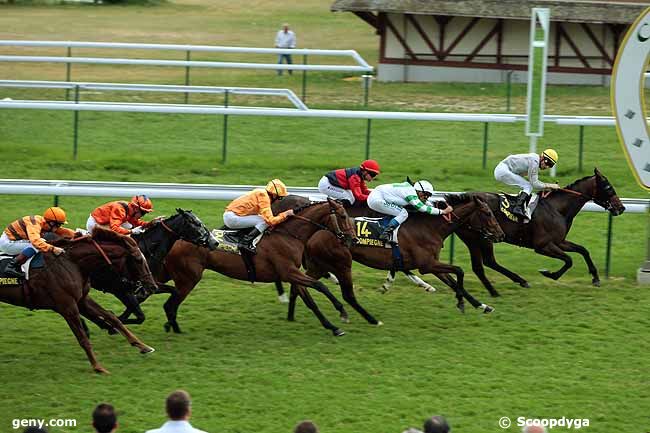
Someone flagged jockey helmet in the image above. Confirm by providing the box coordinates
[360,159,380,176]
[542,149,558,166]
[414,180,435,196]
[266,179,289,197]
[131,195,154,213]
[43,207,68,224]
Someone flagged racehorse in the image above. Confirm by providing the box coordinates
[151,198,358,336]
[107,209,216,326]
[450,168,625,296]
[0,228,158,373]
[274,193,505,321]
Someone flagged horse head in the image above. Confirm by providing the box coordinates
[592,168,625,216]
[326,198,358,247]
[444,194,505,242]
[160,209,216,250]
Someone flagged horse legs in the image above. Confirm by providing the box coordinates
[79,296,155,354]
[382,270,436,293]
[480,242,530,289]
[535,242,574,281]
[381,270,396,293]
[422,261,493,314]
[287,284,300,322]
[274,281,289,303]
[305,268,349,323]
[466,246,499,297]
[59,304,108,374]
[112,291,146,326]
[558,240,600,286]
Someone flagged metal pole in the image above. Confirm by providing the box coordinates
[639,204,650,284]
[578,125,584,172]
[506,70,513,112]
[482,122,489,169]
[65,47,72,101]
[449,233,455,265]
[365,119,372,159]
[362,74,371,107]
[222,90,229,163]
[301,54,307,103]
[73,85,80,160]
[184,50,191,104]
[53,195,59,207]
[605,212,613,278]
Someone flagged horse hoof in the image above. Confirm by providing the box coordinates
[94,366,110,375]
[163,322,171,333]
[481,304,495,314]
[592,279,601,287]
[375,321,384,326]
[333,329,346,337]
[539,270,554,279]
[340,314,350,323]
[278,293,289,304]
[172,326,182,334]
[456,303,465,314]
[424,286,436,293]
[140,346,155,354]
[520,281,530,288]
[378,285,389,294]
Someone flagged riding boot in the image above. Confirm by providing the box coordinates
[512,192,530,218]
[238,228,262,254]
[379,219,400,241]
[5,253,27,278]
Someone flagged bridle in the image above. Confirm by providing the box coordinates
[443,200,499,240]
[544,176,617,211]
[277,202,355,245]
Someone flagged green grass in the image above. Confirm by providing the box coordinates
[1,2,649,433]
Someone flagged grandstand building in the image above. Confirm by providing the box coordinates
[330,0,650,84]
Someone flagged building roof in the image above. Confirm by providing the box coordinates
[330,0,650,24]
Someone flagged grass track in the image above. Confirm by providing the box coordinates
[0,2,649,433]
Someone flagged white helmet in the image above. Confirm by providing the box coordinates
[414,180,434,195]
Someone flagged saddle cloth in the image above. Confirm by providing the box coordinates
[210,228,263,255]
[498,193,540,223]
[0,253,42,282]
[353,217,400,247]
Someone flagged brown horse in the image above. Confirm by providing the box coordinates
[275,193,505,322]
[0,228,158,373]
[154,198,358,336]
[452,168,626,296]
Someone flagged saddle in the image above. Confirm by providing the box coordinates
[211,228,262,283]
[353,217,404,271]
[498,193,540,223]
[0,253,44,283]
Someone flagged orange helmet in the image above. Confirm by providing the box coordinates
[131,195,153,213]
[265,179,289,197]
[360,159,380,175]
[43,207,68,224]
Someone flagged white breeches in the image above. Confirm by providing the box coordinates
[86,215,132,233]
[223,211,268,232]
[494,163,532,194]
[367,190,409,224]
[0,232,37,255]
[318,176,356,204]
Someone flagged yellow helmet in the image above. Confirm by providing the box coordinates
[43,207,68,224]
[542,148,558,166]
[265,179,289,197]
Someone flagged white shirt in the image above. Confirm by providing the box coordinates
[275,30,296,48]
[145,420,208,433]
[375,182,442,215]
[499,153,550,190]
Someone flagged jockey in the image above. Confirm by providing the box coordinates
[494,148,560,218]
[318,159,380,205]
[87,195,154,235]
[0,207,75,275]
[223,179,295,253]
[367,180,453,241]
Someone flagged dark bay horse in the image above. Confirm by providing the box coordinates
[454,168,626,296]
[0,228,158,374]
[275,194,505,320]
[107,209,216,326]
[153,198,358,336]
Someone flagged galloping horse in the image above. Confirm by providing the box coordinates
[275,194,505,321]
[154,198,358,336]
[454,168,626,296]
[0,228,158,373]
[109,209,216,326]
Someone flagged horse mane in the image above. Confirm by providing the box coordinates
[443,193,471,206]
[90,227,141,255]
[293,200,324,214]
[564,174,593,191]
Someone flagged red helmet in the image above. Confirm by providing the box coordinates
[360,159,380,175]
[131,195,153,213]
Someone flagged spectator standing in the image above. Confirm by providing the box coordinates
[23,428,48,433]
[145,390,207,433]
[522,425,547,433]
[93,403,118,433]
[275,23,296,75]
[402,415,450,433]
[293,420,318,433]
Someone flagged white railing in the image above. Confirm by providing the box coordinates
[0,80,309,110]
[0,179,646,213]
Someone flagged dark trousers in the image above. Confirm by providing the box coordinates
[277,54,293,75]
